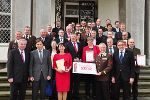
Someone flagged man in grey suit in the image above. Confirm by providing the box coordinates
[29,38,52,100]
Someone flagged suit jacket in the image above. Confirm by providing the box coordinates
[106,46,118,55]
[52,27,63,38]
[39,36,52,50]
[128,47,141,73]
[54,37,68,44]
[29,49,52,81]
[92,26,106,34]
[65,42,82,61]
[112,49,135,81]
[96,35,107,45]
[23,35,36,52]
[8,40,18,56]
[82,45,100,62]
[7,49,30,82]
[115,31,131,41]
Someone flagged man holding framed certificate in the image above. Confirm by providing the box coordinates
[82,37,100,100]
[128,38,141,100]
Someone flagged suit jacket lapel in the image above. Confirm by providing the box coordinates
[42,50,46,63]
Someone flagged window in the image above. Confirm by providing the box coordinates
[0,0,11,43]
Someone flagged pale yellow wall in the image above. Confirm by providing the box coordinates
[98,0,119,27]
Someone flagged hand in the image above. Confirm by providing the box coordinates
[57,69,63,73]
[47,76,51,80]
[8,78,13,83]
[129,78,134,85]
[30,77,34,81]
[111,77,116,83]
[96,72,101,75]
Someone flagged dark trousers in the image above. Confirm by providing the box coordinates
[10,82,27,100]
[96,81,110,100]
[114,76,131,100]
[67,73,80,100]
[132,73,139,99]
[32,74,47,100]
[85,74,96,98]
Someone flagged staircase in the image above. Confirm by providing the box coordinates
[0,67,150,100]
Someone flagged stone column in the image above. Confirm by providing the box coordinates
[32,0,53,37]
[12,0,31,38]
[145,0,150,65]
[126,0,145,54]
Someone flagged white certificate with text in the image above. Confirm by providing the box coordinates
[137,55,146,66]
[86,51,94,62]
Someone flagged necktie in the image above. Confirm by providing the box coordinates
[109,48,113,54]
[60,37,63,42]
[73,42,77,53]
[119,52,123,63]
[21,51,24,62]
[39,50,43,63]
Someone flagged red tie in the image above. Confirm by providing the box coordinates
[21,51,24,62]
[73,42,77,53]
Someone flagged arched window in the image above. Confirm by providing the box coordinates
[0,0,11,43]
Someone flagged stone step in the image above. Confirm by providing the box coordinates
[1,89,150,98]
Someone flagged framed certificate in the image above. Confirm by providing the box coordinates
[73,62,97,75]
[137,55,146,66]
[86,50,94,62]
[56,59,65,71]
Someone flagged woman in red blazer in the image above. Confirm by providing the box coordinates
[82,37,100,99]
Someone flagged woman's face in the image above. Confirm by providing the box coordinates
[58,44,65,52]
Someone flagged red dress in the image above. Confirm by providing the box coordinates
[53,53,72,92]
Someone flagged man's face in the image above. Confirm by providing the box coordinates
[120,24,126,31]
[107,32,113,38]
[75,25,80,30]
[36,41,43,50]
[15,32,22,40]
[56,21,61,27]
[81,21,86,27]
[107,40,113,47]
[47,26,52,32]
[96,19,101,25]
[24,27,30,35]
[117,42,124,51]
[98,29,103,35]
[40,31,47,38]
[59,30,64,37]
[91,31,96,38]
[107,25,112,31]
[122,32,128,40]
[18,40,27,50]
[115,22,120,28]
[71,34,77,42]
[128,39,135,48]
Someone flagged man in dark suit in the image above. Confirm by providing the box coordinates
[8,31,23,56]
[92,18,105,34]
[111,40,135,100]
[128,38,141,100]
[29,38,52,100]
[7,39,30,100]
[55,29,68,44]
[38,29,52,50]
[95,43,113,100]
[96,28,107,45]
[23,26,36,52]
[112,21,121,33]
[106,38,117,54]
[52,21,63,38]
[65,33,82,100]
[115,23,131,41]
